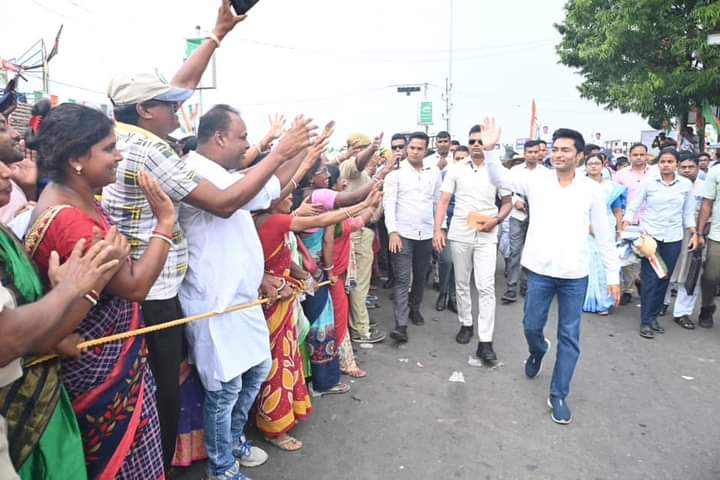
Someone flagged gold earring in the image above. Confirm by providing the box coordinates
[75,166,83,175]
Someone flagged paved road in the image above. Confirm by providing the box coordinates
[177,269,720,480]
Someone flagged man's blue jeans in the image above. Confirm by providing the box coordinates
[204,358,272,476]
[523,270,588,400]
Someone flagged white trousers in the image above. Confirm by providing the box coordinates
[450,239,496,341]
[664,282,700,318]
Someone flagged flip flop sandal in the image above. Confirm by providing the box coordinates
[264,435,303,452]
[674,316,696,330]
[320,382,351,395]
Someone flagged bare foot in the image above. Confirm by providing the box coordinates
[342,368,367,378]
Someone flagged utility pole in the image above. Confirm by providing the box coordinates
[442,0,454,134]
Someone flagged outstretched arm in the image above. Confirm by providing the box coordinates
[172,1,245,91]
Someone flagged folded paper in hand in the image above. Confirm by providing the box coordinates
[467,212,495,231]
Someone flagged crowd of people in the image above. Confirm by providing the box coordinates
[1,3,720,480]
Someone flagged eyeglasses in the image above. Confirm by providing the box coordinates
[468,139,483,145]
[391,144,405,150]
[144,99,179,112]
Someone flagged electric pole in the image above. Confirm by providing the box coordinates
[442,0,454,134]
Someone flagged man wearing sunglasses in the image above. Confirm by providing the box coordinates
[433,126,511,362]
[102,2,314,468]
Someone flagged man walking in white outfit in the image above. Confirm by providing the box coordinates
[433,125,511,362]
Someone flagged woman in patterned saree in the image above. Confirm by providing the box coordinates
[583,153,627,315]
[27,103,176,479]
[254,189,381,451]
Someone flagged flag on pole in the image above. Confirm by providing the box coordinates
[46,25,64,63]
[529,98,538,140]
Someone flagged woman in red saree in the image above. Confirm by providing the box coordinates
[254,190,381,451]
[330,211,376,378]
[27,104,176,479]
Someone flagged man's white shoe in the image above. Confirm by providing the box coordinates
[237,444,268,468]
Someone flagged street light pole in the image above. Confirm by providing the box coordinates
[443,0,454,134]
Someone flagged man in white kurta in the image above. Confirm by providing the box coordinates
[179,106,284,480]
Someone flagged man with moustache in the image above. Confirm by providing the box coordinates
[384,132,441,342]
[501,140,544,303]
[615,143,651,305]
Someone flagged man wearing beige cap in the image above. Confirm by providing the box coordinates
[339,132,387,344]
[102,2,315,470]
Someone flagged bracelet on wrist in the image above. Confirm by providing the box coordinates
[83,293,98,307]
[206,33,221,48]
[150,232,173,247]
[275,277,287,292]
[322,264,335,272]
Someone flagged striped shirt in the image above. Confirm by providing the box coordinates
[101,122,202,300]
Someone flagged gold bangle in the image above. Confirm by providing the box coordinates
[205,33,221,48]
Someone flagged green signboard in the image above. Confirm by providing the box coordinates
[186,38,203,58]
[419,101,433,125]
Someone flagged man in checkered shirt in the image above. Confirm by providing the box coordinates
[102,2,315,468]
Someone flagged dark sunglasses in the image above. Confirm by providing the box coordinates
[391,144,405,150]
[468,139,483,145]
[143,99,179,112]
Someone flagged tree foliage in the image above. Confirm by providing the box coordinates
[556,0,720,128]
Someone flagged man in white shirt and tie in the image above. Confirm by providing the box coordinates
[482,120,620,425]
[384,132,442,342]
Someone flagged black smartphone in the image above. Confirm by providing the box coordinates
[231,0,261,15]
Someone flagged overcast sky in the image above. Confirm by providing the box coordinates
[2,0,652,149]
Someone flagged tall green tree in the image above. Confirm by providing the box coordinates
[556,0,720,129]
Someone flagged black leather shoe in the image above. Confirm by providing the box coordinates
[698,305,715,328]
[390,326,408,343]
[639,325,654,339]
[501,290,517,304]
[657,304,669,317]
[455,326,473,344]
[383,277,395,289]
[476,341,498,363]
[409,310,425,325]
[447,297,458,314]
[650,320,665,333]
[620,293,632,305]
[435,293,448,311]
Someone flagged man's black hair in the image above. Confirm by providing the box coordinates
[468,124,482,136]
[629,142,648,154]
[197,104,241,143]
[436,131,451,140]
[390,133,407,144]
[524,139,541,150]
[454,145,469,154]
[407,131,429,147]
[552,128,585,153]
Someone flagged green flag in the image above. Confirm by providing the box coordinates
[701,104,720,132]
